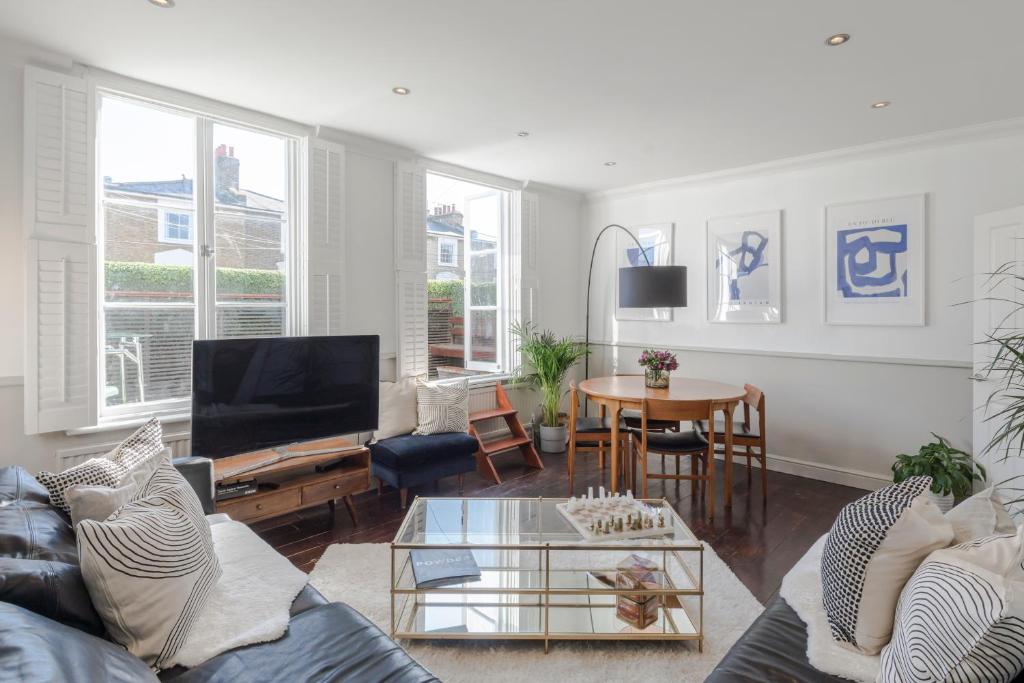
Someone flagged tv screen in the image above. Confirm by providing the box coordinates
[191,335,379,460]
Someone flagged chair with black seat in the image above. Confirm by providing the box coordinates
[631,396,718,518]
[567,381,628,495]
[698,383,767,501]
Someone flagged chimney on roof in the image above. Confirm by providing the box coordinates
[430,203,463,228]
[215,144,240,202]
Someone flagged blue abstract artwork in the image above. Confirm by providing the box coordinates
[625,237,657,267]
[715,230,770,303]
[836,224,908,298]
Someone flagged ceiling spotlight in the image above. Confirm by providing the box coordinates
[825,33,850,46]
[392,87,410,96]
[604,161,617,167]
[148,0,175,6]
[516,131,530,137]
[871,100,891,109]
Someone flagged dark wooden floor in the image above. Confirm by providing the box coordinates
[256,448,865,604]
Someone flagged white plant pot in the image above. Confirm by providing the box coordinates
[539,424,567,453]
[928,490,955,513]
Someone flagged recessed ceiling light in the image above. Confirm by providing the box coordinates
[392,86,410,96]
[825,33,850,46]
[516,131,530,137]
[148,0,175,7]
[871,100,891,109]
[604,161,617,167]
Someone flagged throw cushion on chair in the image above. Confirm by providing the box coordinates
[375,376,420,440]
[945,486,1016,544]
[820,475,953,655]
[414,379,469,435]
[879,526,1024,682]
[77,458,221,669]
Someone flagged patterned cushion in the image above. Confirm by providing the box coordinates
[37,458,128,514]
[820,475,953,654]
[880,528,1024,682]
[76,461,220,668]
[36,418,165,513]
[413,379,469,435]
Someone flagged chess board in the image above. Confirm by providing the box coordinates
[555,499,673,541]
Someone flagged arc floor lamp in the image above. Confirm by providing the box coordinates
[584,224,688,381]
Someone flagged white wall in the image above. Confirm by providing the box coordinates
[584,132,1024,487]
[0,42,584,474]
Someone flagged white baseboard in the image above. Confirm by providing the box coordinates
[710,451,887,491]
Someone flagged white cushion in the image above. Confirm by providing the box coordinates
[821,476,953,654]
[413,379,470,435]
[375,376,420,440]
[880,527,1024,682]
[77,459,221,668]
[66,481,138,527]
[945,486,1016,544]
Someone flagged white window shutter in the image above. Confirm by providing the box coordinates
[506,190,539,371]
[23,66,93,244]
[394,161,427,378]
[23,66,97,434]
[25,240,96,434]
[307,138,346,335]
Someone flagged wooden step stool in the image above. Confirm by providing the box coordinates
[468,383,543,484]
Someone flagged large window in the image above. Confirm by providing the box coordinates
[99,94,293,415]
[426,174,507,379]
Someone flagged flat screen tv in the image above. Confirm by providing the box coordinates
[191,335,379,460]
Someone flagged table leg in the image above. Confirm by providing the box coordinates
[723,403,734,508]
[609,401,621,493]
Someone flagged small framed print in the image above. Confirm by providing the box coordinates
[706,210,782,324]
[825,194,926,326]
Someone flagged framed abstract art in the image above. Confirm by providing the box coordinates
[824,194,926,326]
[615,223,674,322]
[706,210,782,324]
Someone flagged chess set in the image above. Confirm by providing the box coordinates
[556,487,671,541]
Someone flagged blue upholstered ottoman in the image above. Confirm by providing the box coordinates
[369,432,478,508]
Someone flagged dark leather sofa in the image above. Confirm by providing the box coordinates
[0,463,439,683]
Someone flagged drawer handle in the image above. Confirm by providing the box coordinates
[333,484,341,490]
[256,504,264,510]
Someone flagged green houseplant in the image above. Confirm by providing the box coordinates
[510,321,589,453]
[892,434,986,512]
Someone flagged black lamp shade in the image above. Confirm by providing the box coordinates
[618,265,687,308]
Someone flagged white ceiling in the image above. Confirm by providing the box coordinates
[2,0,1023,193]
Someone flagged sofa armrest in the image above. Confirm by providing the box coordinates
[172,456,215,514]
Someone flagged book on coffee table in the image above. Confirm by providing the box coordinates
[410,549,481,588]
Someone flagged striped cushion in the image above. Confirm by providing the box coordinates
[413,379,469,436]
[880,528,1024,682]
[76,461,220,669]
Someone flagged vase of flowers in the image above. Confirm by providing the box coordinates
[638,349,678,389]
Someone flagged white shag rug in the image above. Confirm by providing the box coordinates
[309,542,762,683]
[172,520,309,668]
[779,534,879,682]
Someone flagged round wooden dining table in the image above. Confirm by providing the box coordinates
[577,375,748,502]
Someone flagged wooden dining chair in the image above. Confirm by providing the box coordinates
[631,397,718,518]
[698,384,767,500]
[567,381,628,495]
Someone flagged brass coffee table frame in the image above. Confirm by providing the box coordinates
[389,496,704,653]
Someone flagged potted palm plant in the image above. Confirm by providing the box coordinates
[510,321,589,453]
[892,434,986,512]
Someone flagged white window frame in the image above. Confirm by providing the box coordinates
[159,209,193,244]
[96,89,303,422]
[438,236,457,266]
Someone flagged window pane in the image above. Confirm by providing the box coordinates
[212,124,289,332]
[103,307,194,407]
[470,253,497,306]
[216,306,285,338]
[468,309,497,363]
[101,97,195,304]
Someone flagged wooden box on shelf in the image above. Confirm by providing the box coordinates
[212,435,371,525]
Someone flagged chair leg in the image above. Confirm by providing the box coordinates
[458,472,465,495]
[400,488,409,510]
[707,454,716,520]
[690,456,697,497]
[567,437,576,496]
[641,449,649,498]
[760,447,768,501]
[377,478,383,497]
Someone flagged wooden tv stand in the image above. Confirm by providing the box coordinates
[212,435,370,526]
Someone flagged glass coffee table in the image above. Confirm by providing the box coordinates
[390,497,704,652]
